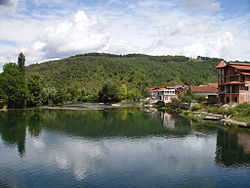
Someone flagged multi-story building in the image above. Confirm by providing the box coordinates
[150,85,188,104]
[216,61,250,103]
[150,87,177,103]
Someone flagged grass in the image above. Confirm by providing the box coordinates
[231,103,250,124]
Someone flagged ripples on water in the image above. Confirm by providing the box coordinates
[0,108,250,188]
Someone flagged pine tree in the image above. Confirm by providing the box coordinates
[18,52,25,73]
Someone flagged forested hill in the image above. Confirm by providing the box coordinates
[27,53,222,94]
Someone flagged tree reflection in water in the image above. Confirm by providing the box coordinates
[216,127,250,167]
[1,108,250,168]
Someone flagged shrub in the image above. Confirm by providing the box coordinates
[191,103,202,111]
[207,106,222,114]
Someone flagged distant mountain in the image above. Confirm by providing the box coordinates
[27,53,223,94]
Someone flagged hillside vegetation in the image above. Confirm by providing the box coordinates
[27,53,222,95]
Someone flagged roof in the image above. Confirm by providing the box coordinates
[150,88,167,92]
[150,85,188,92]
[230,65,250,71]
[216,61,250,71]
[240,72,250,76]
[207,83,218,88]
[216,61,227,69]
[229,62,250,66]
[190,86,218,93]
[219,81,245,85]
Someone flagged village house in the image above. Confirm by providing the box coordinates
[190,83,218,103]
[149,85,188,104]
[216,61,250,104]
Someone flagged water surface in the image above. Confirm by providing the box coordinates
[0,108,250,188]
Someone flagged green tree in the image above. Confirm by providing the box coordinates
[128,89,142,103]
[119,84,128,100]
[27,73,45,106]
[53,89,68,104]
[1,63,28,108]
[179,88,195,104]
[0,73,6,108]
[41,87,57,104]
[67,87,80,101]
[18,52,25,73]
[98,81,120,103]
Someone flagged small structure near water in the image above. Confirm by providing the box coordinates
[190,83,218,103]
[147,85,188,104]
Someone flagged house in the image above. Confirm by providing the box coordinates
[150,85,188,104]
[216,61,250,103]
[190,83,218,103]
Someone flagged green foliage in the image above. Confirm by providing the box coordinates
[41,87,57,104]
[0,63,28,108]
[119,84,128,100]
[98,81,120,103]
[127,89,142,103]
[179,88,194,103]
[191,104,203,111]
[27,73,45,106]
[232,103,250,123]
[53,89,68,104]
[194,95,207,103]
[27,53,221,97]
[67,87,80,102]
[18,52,25,73]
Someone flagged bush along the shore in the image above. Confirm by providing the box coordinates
[183,102,250,125]
[231,103,250,123]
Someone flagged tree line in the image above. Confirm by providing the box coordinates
[0,53,147,109]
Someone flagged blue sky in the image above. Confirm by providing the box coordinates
[0,0,250,70]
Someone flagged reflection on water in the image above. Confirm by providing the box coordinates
[0,108,250,188]
[150,110,176,129]
[216,128,250,167]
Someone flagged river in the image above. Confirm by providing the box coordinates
[0,108,250,188]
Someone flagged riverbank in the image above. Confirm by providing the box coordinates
[180,110,250,128]
[154,103,250,128]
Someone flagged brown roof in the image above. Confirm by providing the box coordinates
[230,65,250,71]
[216,61,250,70]
[241,72,250,76]
[219,81,245,85]
[190,86,218,93]
[229,62,250,66]
[207,83,218,88]
[150,88,167,92]
[216,61,227,69]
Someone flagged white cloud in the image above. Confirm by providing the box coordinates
[0,0,250,71]
[183,32,234,58]
[30,11,110,59]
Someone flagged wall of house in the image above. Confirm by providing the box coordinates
[163,95,177,103]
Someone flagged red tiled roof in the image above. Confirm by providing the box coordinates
[241,72,250,76]
[230,65,250,71]
[229,62,250,66]
[190,86,218,93]
[207,83,218,88]
[216,61,227,69]
[150,88,167,92]
[216,61,250,70]
[219,81,245,85]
